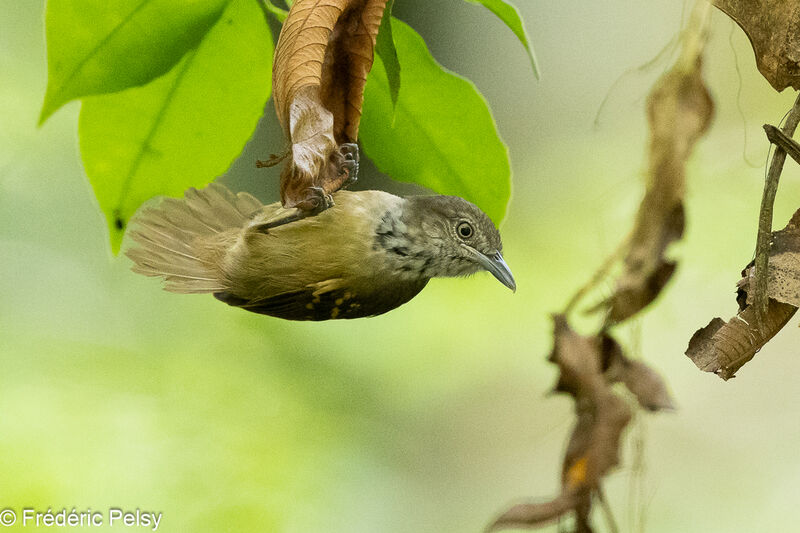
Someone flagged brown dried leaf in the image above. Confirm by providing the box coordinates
[712,0,800,91]
[562,391,631,493]
[551,320,632,494]
[272,0,387,208]
[744,208,800,307]
[548,315,603,396]
[488,317,633,532]
[616,359,675,411]
[686,300,797,380]
[688,209,800,379]
[602,5,713,323]
[602,334,674,411]
[486,494,582,532]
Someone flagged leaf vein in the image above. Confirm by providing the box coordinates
[114,49,199,214]
[51,0,153,100]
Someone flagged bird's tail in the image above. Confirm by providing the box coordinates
[125,183,263,294]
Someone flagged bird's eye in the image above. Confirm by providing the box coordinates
[457,221,474,239]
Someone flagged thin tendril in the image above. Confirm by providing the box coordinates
[729,22,761,168]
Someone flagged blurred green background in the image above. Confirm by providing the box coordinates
[2,1,800,531]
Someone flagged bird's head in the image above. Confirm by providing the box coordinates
[385,195,516,291]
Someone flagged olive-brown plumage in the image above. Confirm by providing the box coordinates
[126,183,514,320]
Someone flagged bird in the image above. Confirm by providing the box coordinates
[125,183,515,321]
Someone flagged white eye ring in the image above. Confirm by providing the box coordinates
[457,221,474,239]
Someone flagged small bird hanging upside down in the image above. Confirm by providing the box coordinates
[126,184,515,321]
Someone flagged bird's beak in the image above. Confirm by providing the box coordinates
[465,246,516,292]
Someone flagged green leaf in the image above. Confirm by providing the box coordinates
[375,3,400,111]
[78,0,273,253]
[40,0,229,124]
[361,19,511,224]
[465,0,540,79]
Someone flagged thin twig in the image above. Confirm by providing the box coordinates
[256,148,290,168]
[675,1,712,73]
[260,0,288,22]
[754,92,800,332]
[730,23,761,168]
[596,487,620,533]
[563,232,631,316]
[593,34,681,130]
[764,124,800,166]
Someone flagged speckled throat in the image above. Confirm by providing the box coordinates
[373,198,483,280]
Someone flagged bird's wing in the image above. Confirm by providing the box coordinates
[213,278,368,320]
[214,276,429,321]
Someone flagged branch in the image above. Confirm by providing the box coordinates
[754,92,800,332]
[562,231,630,316]
[764,124,800,166]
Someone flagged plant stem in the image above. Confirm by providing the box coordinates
[596,488,620,533]
[764,124,800,166]
[563,231,631,316]
[754,92,800,332]
[260,0,288,22]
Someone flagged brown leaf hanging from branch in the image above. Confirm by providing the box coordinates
[686,208,800,379]
[488,317,672,532]
[599,3,713,322]
[272,0,388,209]
[602,334,675,411]
[744,208,800,309]
[686,300,797,380]
[497,7,712,530]
[712,0,800,92]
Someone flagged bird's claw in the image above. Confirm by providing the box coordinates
[305,186,334,213]
[340,143,359,161]
[339,159,359,187]
[250,187,333,233]
[338,143,359,187]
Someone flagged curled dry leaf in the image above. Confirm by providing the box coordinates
[686,299,797,380]
[744,208,800,308]
[613,359,675,411]
[599,4,713,323]
[272,0,388,209]
[488,317,672,532]
[687,208,800,379]
[712,0,800,92]
[601,334,675,411]
[486,494,582,532]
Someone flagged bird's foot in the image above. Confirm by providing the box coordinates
[250,210,306,233]
[340,142,359,160]
[250,187,334,233]
[302,186,334,213]
[338,143,359,187]
[339,159,359,187]
[251,146,354,233]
